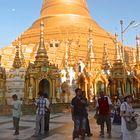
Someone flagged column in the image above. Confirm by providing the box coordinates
[94,83,97,97]
[113,80,116,97]
[84,81,88,99]
[25,79,28,99]
[52,79,56,103]
[35,79,38,98]
[131,80,133,96]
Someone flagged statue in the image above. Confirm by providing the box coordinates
[79,59,85,72]
[67,67,75,86]
[117,87,122,97]
[56,85,61,99]
[61,69,67,83]
[28,86,33,99]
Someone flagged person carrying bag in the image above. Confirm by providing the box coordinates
[120,95,138,140]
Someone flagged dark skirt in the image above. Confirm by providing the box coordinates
[113,110,121,125]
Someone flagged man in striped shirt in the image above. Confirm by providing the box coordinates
[33,91,46,136]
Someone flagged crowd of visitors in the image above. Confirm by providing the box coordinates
[11,88,139,140]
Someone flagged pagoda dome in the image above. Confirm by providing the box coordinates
[0,0,116,70]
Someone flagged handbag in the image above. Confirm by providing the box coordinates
[125,117,137,131]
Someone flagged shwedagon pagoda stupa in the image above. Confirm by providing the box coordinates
[0,0,117,70]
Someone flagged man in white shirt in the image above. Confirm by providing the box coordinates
[12,94,22,135]
[96,91,112,138]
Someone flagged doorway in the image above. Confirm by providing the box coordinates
[39,79,50,97]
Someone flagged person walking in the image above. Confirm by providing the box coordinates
[120,95,137,140]
[95,91,112,138]
[43,93,50,133]
[71,88,88,140]
[82,91,92,137]
[33,91,46,137]
[113,95,121,125]
[12,94,22,135]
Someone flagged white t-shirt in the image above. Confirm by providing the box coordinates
[45,98,50,109]
[12,100,22,118]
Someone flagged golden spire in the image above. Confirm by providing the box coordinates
[86,27,95,70]
[115,34,122,62]
[18,38,26,68]
[35,21,49,64]
[136,35,140,63]
[12,46,22,69]
[88,27,95,61]
[102,43,111,70]
[41,0,90,18]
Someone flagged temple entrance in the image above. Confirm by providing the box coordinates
[39,79,50,97]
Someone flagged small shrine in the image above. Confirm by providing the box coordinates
[6,45,26,105]
[24,22,60,103]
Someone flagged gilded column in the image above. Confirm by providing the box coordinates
[122,80,125,96]
[25,78,29,99]
[35,79,39,98]
[113,81,116,97]
[52,79,56,103]
[84,81,88,99]
[28,76,34,99]
[94,83,97,97]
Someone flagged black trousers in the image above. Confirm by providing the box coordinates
[44,111,50,132]
[13,117,20,134]
[86,117,91,135]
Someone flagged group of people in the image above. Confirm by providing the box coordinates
[11,88,138,140]
[71,88,138,140]
[12,91,50,137]
[71,88,92,140]
[70,88,113,140]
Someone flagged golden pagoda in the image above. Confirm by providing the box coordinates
[0,0,139,101]
[0,0,116,71]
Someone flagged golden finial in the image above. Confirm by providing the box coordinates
[13,45,22,69]
[35,21,49,64]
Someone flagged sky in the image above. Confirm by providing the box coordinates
[0,0,139,48]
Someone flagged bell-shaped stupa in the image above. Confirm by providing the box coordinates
[0,0,116,70]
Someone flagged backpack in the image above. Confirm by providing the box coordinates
[98,96,109,115]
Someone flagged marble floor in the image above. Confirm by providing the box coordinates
[0,110,140,140]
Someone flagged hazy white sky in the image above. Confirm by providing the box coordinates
[0,0,139,48]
